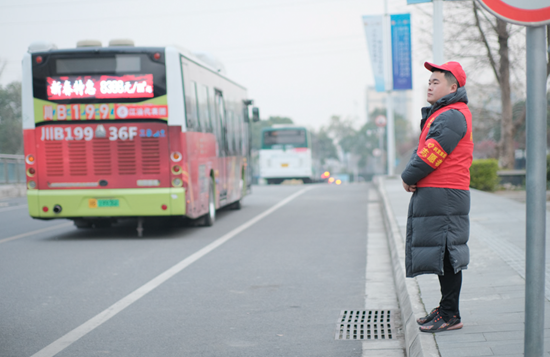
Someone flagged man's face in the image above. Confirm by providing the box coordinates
[427,71,457,105]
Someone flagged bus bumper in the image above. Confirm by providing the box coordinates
[27,188,186,218]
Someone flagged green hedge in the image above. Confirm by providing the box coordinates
[470,159,499,192]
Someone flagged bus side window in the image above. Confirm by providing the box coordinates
[193,82,202,132]
[235,105,243,156]
[226,102,234,156]
[187,80,199,131]
[180,58,197,131]
[198,84,212,133]
[242,103,250,156]
[214,90,227,155]
[230,103,240,156]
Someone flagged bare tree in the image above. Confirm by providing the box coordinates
[471,1,515,168]
[0,59,7,81]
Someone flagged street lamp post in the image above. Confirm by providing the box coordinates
[432,0,444,64]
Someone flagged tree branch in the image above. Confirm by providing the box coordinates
[473,1,501,85]
[477,2,499,33]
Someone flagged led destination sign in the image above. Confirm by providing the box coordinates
[46,74,154,100]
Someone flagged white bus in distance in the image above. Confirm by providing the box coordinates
[259,125,313,184]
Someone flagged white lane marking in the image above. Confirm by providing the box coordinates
[30,186,313,357]
[0,223,73,244]
[0,204,28,213]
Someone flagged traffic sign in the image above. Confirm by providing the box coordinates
[477,0,550,26]
[375,115,387,127]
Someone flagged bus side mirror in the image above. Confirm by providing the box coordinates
[252,107,260,122]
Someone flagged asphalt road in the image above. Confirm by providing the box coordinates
[0,184,369,357]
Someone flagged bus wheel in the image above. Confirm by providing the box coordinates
[203,181,216,226]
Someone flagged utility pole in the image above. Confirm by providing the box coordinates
[432,0,444,64]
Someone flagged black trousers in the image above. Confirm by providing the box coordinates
[438,249,462,322]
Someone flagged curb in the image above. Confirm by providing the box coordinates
[374,176,440,357]
[0,184,26,199]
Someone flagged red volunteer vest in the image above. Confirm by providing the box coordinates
[416,102,473,190]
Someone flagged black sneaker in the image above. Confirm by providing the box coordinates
[419,313,463,333]
[416,307,439,325]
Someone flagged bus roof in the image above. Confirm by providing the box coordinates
[28,44,246,91]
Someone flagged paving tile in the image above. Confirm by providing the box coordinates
[483,331,524,341]
[462,312,524,325]
[490,342,524,355]
[434,332,486,343]
[458,323,523,334]
[437,346,494,357]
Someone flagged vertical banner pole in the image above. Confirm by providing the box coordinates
[379,127,385,174]
[432,0,444,64]
[386,93,395,175]
[524,25,547,357]
[383,0,395,175]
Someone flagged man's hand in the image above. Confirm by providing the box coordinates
[402,181,417,193]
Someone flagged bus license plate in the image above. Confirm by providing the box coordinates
[89,199,119,208]
[281,163,289,167]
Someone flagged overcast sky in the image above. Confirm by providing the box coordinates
[0,0,435,130]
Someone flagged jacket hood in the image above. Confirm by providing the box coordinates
[422,87,469,119]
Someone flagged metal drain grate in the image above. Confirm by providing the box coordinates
[335,310,394,340]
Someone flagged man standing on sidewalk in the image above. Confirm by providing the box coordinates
[401,61,473,333]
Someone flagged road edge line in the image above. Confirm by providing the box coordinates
[0,223,73,244]
[30,186,313,357]
[0,204,28,213]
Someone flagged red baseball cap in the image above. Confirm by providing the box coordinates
[424,61,466,87]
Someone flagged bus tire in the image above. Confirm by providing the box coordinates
[203,180,216,227]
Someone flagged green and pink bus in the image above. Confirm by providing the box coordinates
[22,40,258,233]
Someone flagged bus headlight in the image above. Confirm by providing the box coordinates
[28,181,36,189]
[27,168,36,177]
[172,178,183,187]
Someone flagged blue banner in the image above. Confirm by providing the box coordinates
[362,15,386,92]
[390,14,412,90]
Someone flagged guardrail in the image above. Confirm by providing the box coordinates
[0,154,25,185]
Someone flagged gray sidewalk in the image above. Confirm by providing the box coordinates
[0,184,26,198]
[378,176,550,357]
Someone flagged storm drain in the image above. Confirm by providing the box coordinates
[335,310,394,340]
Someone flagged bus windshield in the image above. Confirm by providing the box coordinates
[262,129,307,149]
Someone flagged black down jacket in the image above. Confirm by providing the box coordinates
[401,88,470,278]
